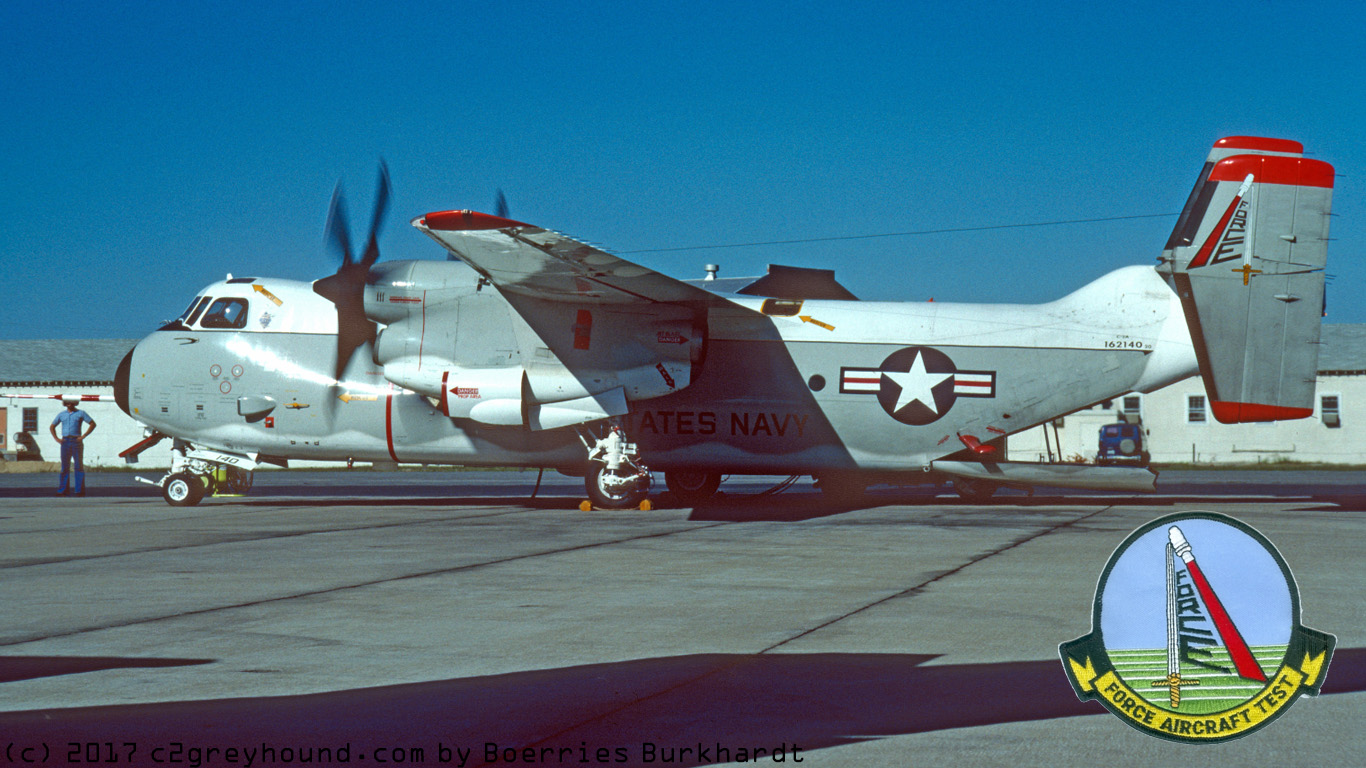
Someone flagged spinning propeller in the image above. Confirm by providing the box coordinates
[312,161,391,382]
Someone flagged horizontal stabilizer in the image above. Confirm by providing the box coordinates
[1158,137,1333,423]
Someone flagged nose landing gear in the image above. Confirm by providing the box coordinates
[139,440,257,507]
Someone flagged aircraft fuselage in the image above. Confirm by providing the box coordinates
[118,262,1196,477]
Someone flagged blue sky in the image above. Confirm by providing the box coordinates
[3,0,1364,339]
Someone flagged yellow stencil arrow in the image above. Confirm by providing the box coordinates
[798,315,835,331]
[253,284,284,306]
[338,393,378,403]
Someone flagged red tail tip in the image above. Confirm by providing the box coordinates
[1210,401,1314,424]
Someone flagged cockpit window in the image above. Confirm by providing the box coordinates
[176,296,204,322]
[185,296,213,326]
[159,295,208,331]
[200,297,249,329]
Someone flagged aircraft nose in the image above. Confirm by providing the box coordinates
[114,346,134,416]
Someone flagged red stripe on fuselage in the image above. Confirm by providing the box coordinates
[418,291,427,370]
[385,394,400,462]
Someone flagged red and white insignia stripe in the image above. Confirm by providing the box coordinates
[840,364,996,398]
[840,369,882,393]
[953,372,995,396]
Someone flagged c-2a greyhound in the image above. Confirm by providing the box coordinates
[109,136,1333,508]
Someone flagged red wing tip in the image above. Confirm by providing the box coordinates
[422,210,529,231]
[1210,401,1314,423]
[1214,136,1304,154]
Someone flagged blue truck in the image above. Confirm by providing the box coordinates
[1097,422,1149,466]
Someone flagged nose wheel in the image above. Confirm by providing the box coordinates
[162,472,206,507]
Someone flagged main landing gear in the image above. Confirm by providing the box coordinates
[583,425,652,509]
[580,423,728,508]
[663,469,722,505]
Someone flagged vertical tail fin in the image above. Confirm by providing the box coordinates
[1158,137,1334,423]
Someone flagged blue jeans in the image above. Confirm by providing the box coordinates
[59,437,84,493]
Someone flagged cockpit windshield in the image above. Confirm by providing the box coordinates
[175,296,204,322]
[186,296,212,325]
[200,297,249,329]
[158,295,214,331]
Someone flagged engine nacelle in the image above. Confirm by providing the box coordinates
[383,356,687,430]
[366,264,703,430]
[381,359,522,416]
[363,261,468,325]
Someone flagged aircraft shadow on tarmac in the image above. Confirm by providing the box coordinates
[0,655,212,684]
[13,480,1366,517]
[683,489,1366,522]
[3,649,1364,766]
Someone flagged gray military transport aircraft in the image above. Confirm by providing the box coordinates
[98,136,1331,508]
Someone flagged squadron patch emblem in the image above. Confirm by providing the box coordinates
[1060,512,1334,742]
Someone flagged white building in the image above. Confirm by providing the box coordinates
[1010,325,1366,465]
[0,339,148,468]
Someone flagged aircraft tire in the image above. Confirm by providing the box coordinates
[163,473,205,507]
[665,470,722,504]
[585,463,650,509]
[952,477,998,502]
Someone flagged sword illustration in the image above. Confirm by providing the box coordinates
[1151,541,1200,707]
[1169,525,1268,682]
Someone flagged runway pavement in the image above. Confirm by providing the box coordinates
[0,469,1362,766]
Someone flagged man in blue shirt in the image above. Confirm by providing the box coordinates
[50,397,97,496]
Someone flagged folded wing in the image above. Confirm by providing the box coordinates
[413,211,724,305]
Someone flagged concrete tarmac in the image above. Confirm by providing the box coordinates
[0,469,1362,766]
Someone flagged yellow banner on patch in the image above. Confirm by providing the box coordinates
[1092,664,1310,739]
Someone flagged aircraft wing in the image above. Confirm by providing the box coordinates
[413,211,724,305]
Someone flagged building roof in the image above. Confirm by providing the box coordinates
[1,325,1364,383]
[1319,325,1366,373]
[0,339,137,384]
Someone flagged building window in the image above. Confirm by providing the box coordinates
[22,408,38,432]
[1121,395,1142,421]
[1187,395,1206,423]
[1321,395,1341,428]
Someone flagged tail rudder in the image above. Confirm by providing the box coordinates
[1158,137,1334,423]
